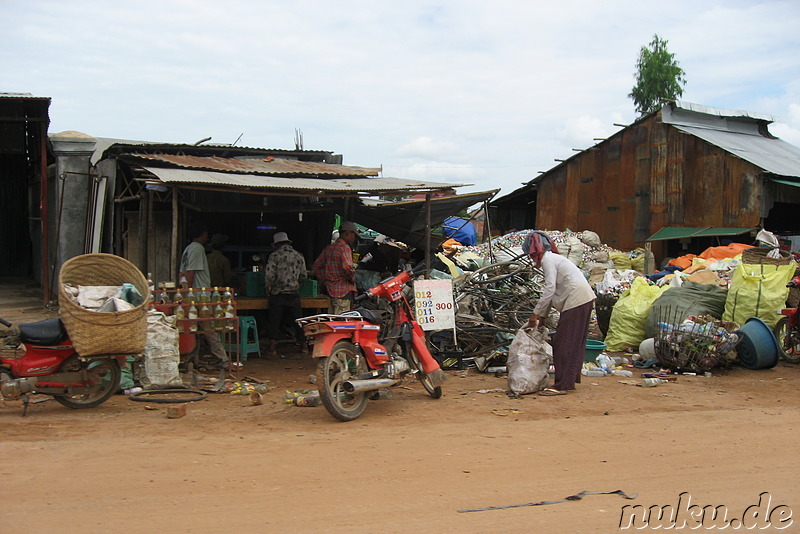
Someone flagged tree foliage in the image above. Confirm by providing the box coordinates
[628,34,687,116]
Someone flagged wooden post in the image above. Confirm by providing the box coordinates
[138,190,149,273]
[171,186,179,282]
[484,200,493,262]
[425,193,431,277]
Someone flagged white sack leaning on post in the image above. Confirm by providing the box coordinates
[139,311,183,389]
[506,326,552,395]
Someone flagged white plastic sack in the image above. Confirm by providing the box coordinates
[507,326,552,395]
[75,285,121,309]
[139,311,183,389]
[580,230,602,248]
[567,236,585,267]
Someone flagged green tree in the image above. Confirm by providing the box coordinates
[628,34,687,116]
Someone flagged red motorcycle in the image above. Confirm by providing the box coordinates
[774,276,800,363]
[0,317,123,415]
[298,268,444,421]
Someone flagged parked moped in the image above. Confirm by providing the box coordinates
[297,268,444,421]
[774,276,800,363]
[0,317,123,415]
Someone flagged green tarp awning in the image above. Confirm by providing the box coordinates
[648,226,754,241]
[772,178,800,188]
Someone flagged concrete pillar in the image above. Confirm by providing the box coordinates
[50,131,97,281]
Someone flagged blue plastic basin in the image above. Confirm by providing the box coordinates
[584,339,607,363]
[735,317,779,370]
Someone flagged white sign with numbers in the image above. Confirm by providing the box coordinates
[413,279,455,331]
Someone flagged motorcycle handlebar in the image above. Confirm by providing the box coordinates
[0,317,11,328]
[354,292,371,303]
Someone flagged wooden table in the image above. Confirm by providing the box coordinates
[236,296,330,312]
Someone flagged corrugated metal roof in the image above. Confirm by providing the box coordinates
[0,92,50,100]
[142,166,461,194]
[131,153,379,177]
[89,136,338,164]
[663,101,800,178]
[671,124,800,178]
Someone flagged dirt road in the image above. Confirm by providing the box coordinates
[2,348,798,533]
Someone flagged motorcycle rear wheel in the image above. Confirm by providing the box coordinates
[405,343,443,399]
[53,356,121,409]
[316,341,369,421]
[773,317,800,363]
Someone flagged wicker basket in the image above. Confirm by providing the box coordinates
[58,253,150,356]
[741,247,793,266]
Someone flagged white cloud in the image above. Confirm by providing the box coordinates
[394,137,462,159]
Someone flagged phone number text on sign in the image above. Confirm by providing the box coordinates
[413,279,455,331]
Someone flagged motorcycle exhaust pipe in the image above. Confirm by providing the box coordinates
[0,377,38,399]
[343,378,400,394]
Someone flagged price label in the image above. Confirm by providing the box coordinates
[413,279,455,331]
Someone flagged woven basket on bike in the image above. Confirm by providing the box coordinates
[741,247,793,266]
[58,253,150,356]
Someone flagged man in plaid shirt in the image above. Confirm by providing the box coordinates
[312,221,360,314]
[265,231,307,357]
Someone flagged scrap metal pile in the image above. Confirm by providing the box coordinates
[432,229,627,365]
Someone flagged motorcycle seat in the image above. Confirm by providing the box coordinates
[19,318,69,345]
[352,307,385,325]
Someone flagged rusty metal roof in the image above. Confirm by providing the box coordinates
[141,166,461,195]
[663,102,800,178]
[129,153,380,176]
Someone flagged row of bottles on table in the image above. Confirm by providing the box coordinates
[174,301,236,333]
[145,279,236,333]
[154,286,234,306]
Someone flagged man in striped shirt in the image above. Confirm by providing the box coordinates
[312,221,360,314]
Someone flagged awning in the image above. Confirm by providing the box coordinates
[772,178,800,188]
[140,166,463,195]
[648,226,754,241]
[354,190,498,249]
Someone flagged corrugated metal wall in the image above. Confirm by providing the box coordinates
[535,112,764,253]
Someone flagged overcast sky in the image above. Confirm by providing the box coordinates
[4,0,799,197]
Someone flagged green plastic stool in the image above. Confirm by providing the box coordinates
[230,316,261,362]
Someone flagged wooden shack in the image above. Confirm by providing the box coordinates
[491,101,800,261]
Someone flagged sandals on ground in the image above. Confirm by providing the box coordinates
[538,387,567,396]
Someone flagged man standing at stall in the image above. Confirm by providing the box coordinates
[179,221,234,371]
[264,231,307,358]
[313,221,360,314]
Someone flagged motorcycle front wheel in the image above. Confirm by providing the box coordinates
[405,343,443,399]
[53,356,121,409]
[773,317,800,363]
[316,341,369,421]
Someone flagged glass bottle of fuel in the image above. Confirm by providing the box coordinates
[213,303,225,331]
[221,287,233,303]
[187,301,198,333]
[198,288,210,303]
[211,287,221,304]
[198,301,212,330]
[224,302,236,330]
[158,285,171,315]
[174,299,186,332]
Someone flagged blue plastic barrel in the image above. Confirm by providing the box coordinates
[735,317,779,370]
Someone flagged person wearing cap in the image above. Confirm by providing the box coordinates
[264,231,308,357]
[313,221,360,314]
[525,230,595,396]
[207,233,232,288]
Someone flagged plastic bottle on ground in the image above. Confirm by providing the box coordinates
[641,378,667,387]
[581,368,606,377]
[612,369,633,377]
